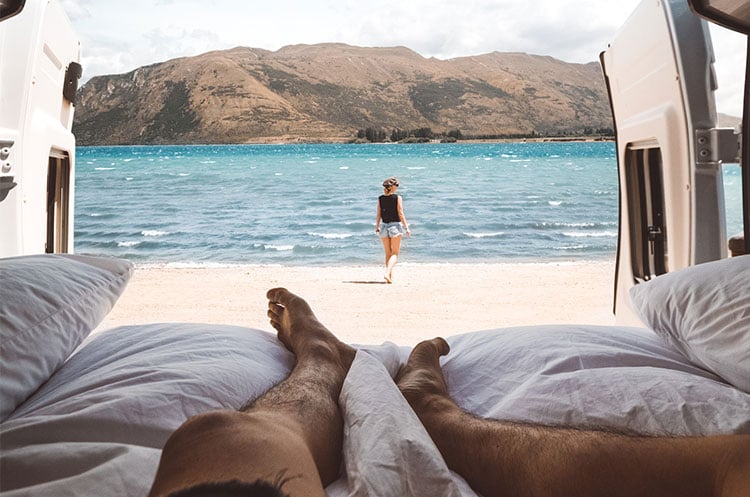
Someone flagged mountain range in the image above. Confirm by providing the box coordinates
[73,43,615,145]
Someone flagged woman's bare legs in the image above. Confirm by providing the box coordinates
[148,288,355,497]
[397,338,750,497]
[382,236,402,283]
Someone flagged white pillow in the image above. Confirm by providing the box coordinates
[0,254,133,421]
[339,348,470,497]
[630,255,750,393]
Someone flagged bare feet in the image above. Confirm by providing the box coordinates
[267,287,356,374]
[384,273,392,284]
[396,337,454,413]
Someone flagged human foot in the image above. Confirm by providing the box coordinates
[267,287,356,372]
[396,337,453,412]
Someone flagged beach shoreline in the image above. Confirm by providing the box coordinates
[96,260,619,346]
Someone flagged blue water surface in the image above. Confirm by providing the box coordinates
[73,142,743,266]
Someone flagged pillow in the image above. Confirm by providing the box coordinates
[0,254,133,421]
[339,347,471,497]
[630,255,750,393]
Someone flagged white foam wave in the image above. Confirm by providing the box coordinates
[556,244,586,251]
[407,167,426,170]
[464,232,506,239]
[125,177,134,181]
[562,231,617,238]
[265,244,294,251]
[118,241,141,247]
[309,232,352,239]
[142,230,169,237]
[548,201,563,206]
[538,222,607,228]
[95,167,115,171]
[339,166,349,170]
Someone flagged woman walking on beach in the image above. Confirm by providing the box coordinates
[375,177,410,283]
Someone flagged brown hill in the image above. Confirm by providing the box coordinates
[73,43,613,145]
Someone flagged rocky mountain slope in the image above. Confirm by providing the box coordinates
[73,43,613,145]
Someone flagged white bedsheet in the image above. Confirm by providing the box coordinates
[1,323,748,496]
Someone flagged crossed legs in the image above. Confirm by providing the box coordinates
[149,289,749,497]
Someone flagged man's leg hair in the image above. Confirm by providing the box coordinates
[148,288,355,497]
[166,479,290,497]
[397,337,750,497]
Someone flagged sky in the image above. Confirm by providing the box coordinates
[60,0,746,115]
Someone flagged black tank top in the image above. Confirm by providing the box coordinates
[379,195,400,223]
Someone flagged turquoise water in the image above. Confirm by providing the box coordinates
[73,143,743,266]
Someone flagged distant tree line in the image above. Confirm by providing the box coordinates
[354,127,463,143]
[354,126,613,143]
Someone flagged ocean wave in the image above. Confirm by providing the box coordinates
[562,231,618,238]
[547,201,563,206]
[118,240,142,247]
[95,167,115,171]
[255,243,294,252]
[308,232,353,239]
[464,232,506,239]
[536,222,615,228]
[142,230,170,237]
[555,244,587,251]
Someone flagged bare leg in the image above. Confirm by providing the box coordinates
[385,236,402,283]
[381,238,393,282]
[148,288,355,497]
[397,338,750,497]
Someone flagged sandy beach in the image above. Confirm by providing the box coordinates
[96,261,617,345]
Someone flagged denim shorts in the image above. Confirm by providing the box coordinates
[380,222,405,239]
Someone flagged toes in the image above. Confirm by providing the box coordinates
[267,308,281,330]
[430,337,450,356]
[410,337,450,364]
[397,337,451,386]
[266,287,291,305]
[266,287,314,317]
